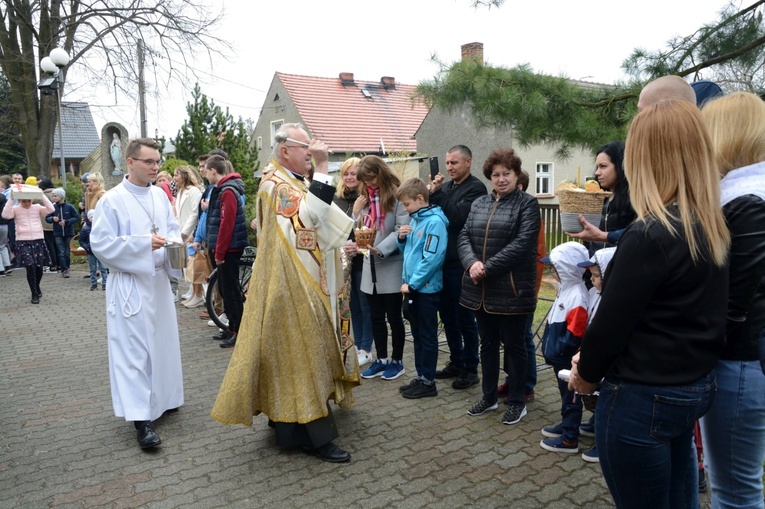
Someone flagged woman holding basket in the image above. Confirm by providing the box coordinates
[345,155,410,381]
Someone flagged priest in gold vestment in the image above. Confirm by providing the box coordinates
[211,123,360,462]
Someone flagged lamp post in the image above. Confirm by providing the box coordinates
[39,48,71,189]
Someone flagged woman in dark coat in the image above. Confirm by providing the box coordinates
[567,141,636,254]
[458,148,540,426]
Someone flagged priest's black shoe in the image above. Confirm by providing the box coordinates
[304,442,351,463]
[31,294,40,304]
[219,334,237,348]
[136,422,161,449]
[212,330,232,341]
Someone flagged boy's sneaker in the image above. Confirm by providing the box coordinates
[582,447,599,463]
[399,379,422,394]
[467,400,499,416]
[542,423,564,438]
[90,284,98,291]
[579,421,595,437]
[381,360,405,380]
[540,436,579,453]
[402,381,437,399]
[361,359,388,379]
[502,403,527,425]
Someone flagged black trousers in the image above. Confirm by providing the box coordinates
[211,249,244,334]
[475,310,529,405]
[365,290,405,361]
[273,405,339,449]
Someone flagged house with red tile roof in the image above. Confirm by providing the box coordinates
[253,72,429,172]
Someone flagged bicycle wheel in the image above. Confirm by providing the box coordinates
[205,268,229,330]
[238,260,252,302]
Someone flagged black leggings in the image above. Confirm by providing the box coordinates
[365,291,405,361]
[25,266,43,296]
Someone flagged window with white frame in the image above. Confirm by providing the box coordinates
[535,163,553,195]
[270,119,284,148]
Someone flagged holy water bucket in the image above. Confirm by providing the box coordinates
[165,242,188,269]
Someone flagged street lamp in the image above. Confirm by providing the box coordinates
[39,48,71,189]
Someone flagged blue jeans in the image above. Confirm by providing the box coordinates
[553,365,583,442]
[596,374,716,509]
[350,270,373,352]
[439,264,480,374]
[700,360,765,509]
[53,235,72,271]
[87,253,108,285]
[405,291,440,382]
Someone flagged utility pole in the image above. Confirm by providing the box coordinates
[138,40,147,138]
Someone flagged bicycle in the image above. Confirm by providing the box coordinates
[205,246,256,330]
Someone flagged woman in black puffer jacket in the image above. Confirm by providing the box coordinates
[458,148,540,425]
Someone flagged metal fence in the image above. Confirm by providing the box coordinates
[540,203,571,250]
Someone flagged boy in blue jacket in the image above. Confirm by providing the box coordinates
[396,178,449,399]
[539,241,590,453]
[46,188,79,278]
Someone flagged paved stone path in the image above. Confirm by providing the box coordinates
[1,266,619,508]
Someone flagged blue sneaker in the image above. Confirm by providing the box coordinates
[361,359,388,379]
[541,423,564,438]
[582,447,599,463]
[579,421,595,437]
[540,436,579,454]
[381,360,405,380]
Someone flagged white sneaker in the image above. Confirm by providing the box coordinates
[208,313,228,327]
[173,291,180,303]
[183,294,205,308]
[181,290,192,300]
[357,350,373,367]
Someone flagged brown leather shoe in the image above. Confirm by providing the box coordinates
[199,311,210,319]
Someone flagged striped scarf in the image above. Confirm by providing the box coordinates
[366,186,385,231]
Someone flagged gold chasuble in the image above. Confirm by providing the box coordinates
[211,162,360,426]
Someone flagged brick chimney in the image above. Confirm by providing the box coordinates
[461,42,484,64]
[381,76,396,90]
[339,72,355,85]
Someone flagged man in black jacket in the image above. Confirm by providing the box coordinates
[429,145,487,389]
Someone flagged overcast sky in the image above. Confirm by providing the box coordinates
[62,0,734,143]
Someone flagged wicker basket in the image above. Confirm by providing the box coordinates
[355,227,376,249]
[556,187,610,214]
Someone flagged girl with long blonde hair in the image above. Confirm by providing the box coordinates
[571,100,730,509]
[699,91,765,509]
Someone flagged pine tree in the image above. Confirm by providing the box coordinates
[172,84,258,177]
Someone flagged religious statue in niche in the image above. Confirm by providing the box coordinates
[111,133,123,176]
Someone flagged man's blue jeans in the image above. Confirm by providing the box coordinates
[596,373,716,509]
[53,235,72,271]
[406,291,440,382]
[350,269,373,352]
[700,360,765,509]
[439,264,479,374]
